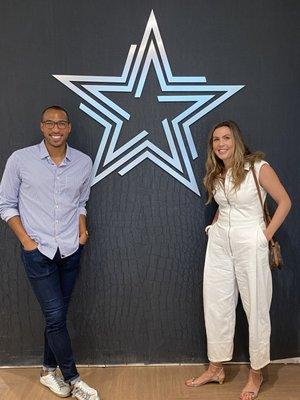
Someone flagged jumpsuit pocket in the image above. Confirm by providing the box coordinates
[207,223,217,238]
[257,226,268,247]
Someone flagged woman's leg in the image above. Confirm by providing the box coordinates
[239,368,263,400]
[204,232,238,366]
[235,228,272,370]
[235,226,272,398]
[186,229,238,386]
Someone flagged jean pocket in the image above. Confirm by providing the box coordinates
[22,247,39,254]
[21,249,52,279]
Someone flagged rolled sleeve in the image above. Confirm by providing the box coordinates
[78,206,87,216]
[0,153,21,222]
[1,208,20,223]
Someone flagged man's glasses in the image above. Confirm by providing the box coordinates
[42,120,69,129]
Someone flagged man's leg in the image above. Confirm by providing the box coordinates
[43,330,57,371]
[57,246,83,315]
[21,248,79,382]
[56,245,83,383]
[43,246,83,376]
[21,247,100,399]
[56,246,100,399]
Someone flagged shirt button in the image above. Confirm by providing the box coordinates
[56,205,59,208]
[55,220,58,224]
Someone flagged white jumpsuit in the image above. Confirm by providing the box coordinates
[203,160,272,370]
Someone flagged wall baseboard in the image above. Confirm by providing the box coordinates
[1,358,299,369]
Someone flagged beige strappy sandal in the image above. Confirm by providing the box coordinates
[240,369,263,400]
[185,363,225,387]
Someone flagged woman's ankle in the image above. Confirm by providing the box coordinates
[250,368,262,375]
[209,362,223,370]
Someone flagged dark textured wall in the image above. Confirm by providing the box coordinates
[0,0,299,365]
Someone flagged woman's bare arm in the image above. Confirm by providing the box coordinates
[259,164,292,240]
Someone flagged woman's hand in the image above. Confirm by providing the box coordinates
[263,229,272,242]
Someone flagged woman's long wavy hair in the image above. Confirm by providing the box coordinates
[203,120,264,203]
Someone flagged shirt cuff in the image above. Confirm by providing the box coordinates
[2,209,20,223]
[78,207,87,216]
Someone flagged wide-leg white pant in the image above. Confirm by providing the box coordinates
[203,222,272,370]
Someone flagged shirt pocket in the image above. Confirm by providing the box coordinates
[61,175,81,200]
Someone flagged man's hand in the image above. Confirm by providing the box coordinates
[79,231,89,245]
[6,216,38,251]
[22,237,38,251]
[79,214,88,245]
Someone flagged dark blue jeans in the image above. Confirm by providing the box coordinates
[21,246,83,382]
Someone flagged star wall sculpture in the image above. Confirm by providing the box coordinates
[54,10,244,195]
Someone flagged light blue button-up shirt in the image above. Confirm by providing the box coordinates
[0,141,93,259]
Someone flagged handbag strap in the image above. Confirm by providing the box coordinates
[251,164,278,256]
[250,165,271,226]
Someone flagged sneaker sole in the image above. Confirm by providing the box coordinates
[72,396,100,400]
[40,377,71,398]
[71,391,100,400]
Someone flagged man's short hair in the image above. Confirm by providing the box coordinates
[41,105,70,122]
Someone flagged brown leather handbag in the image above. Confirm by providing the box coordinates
[251,166,283,269]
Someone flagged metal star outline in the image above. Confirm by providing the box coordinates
[53,10,244,196]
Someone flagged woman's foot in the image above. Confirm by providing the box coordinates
[240,369,263,400]
[185,363,225,387]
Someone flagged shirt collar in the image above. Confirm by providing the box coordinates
[39,140,49,159]
[65,144,72,161]
[39,140,72,162]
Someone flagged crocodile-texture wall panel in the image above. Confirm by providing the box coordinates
[0,0,299,365]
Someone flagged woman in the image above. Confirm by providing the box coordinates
[185,121,291,399]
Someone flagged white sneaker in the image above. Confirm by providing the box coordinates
[71,380,100,400]
[40,370,71,397]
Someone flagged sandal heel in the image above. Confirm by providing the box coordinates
[216,367,225,385]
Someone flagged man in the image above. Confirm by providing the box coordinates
[0,106,100,400]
